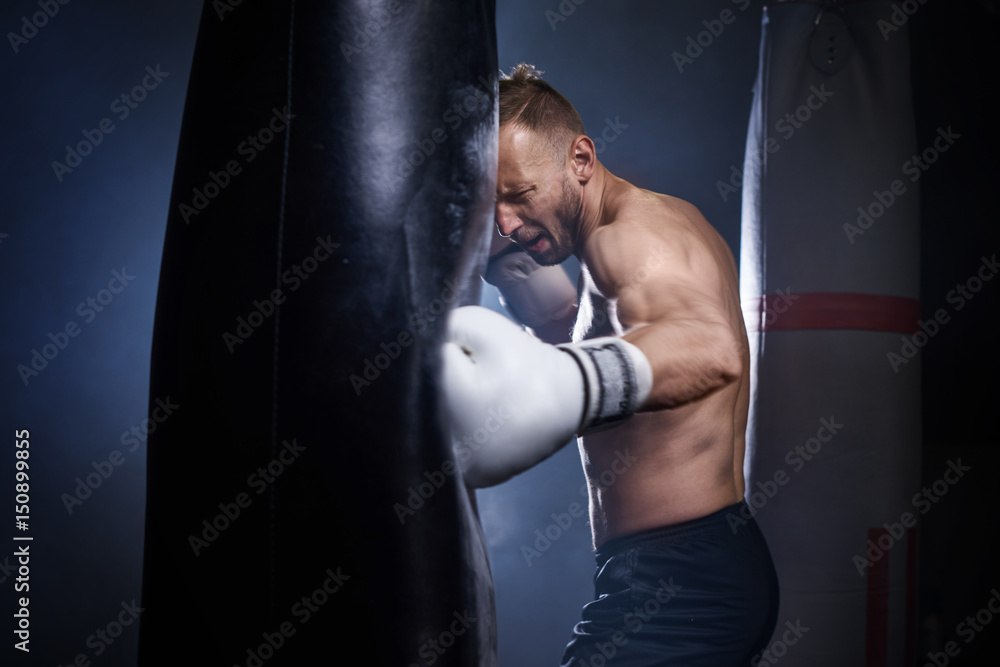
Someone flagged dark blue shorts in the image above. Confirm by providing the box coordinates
[560,501,780,666]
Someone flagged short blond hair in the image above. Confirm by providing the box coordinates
[499,63,585,158]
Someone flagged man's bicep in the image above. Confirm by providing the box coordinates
[615,255,742,408]
[618,269,727,332]
[585,222,743,409]
[587,227,724,329]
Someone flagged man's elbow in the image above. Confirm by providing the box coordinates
[712,329,744,387]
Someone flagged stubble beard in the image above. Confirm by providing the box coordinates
[529,175,582,267]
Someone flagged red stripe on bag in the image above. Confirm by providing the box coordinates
[744,292,920,332]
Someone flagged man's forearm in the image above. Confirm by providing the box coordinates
[625,319,743,411]
[526,303,577,344]
[484,242,578,340]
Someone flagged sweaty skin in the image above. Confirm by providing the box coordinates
[494,125,749,547]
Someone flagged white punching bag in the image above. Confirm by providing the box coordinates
[739,2,921,665]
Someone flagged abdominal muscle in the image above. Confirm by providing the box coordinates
[574,285,749,548]
[580,378,746,548]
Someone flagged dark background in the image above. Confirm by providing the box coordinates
[0,1,996,665]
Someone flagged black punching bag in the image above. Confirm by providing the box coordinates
[138,2,498,665]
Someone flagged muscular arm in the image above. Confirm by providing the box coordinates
[443,213,740,487]
[528,304,578,344]
[485,233,578,344]
[583,218,743,411]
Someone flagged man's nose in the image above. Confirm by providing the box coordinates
[495,204,522,238]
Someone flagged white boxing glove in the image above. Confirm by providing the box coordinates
[441,306,653,488]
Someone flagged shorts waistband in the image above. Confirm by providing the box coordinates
[595,500,748,564]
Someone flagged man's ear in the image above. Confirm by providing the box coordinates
[569,134,597,183]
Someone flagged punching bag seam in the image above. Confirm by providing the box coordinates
[268,0,297,624]
[759,11,772,302]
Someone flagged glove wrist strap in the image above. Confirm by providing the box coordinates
[557,337,653,435]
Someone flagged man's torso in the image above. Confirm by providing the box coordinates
[572,190,750,547]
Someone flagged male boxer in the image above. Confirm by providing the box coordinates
[441,64,779,665]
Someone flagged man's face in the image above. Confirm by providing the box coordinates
[496,125,582,266]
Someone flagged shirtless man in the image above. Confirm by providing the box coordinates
[442,64,779,665]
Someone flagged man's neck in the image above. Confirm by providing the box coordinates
[574,162,625,258]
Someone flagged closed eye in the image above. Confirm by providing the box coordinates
[497,186,533,205]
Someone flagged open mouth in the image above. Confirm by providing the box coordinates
[518,233,545,251]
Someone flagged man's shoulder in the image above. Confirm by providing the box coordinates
[582,195,700,294]
[593,189,707,243]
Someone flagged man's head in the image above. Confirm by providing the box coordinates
[497,63,592,266]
